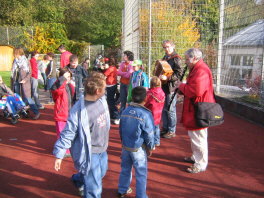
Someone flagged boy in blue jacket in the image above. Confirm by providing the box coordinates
[53,72,110,198]
[118,86,155,198]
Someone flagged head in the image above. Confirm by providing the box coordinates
[46,52,55,60]
[14,47,25,58]
[85,72,106,98]
[108,57,117,67]
[69,54,79,68]
[58,44,66,53]
[162,40,175,56]
[132,59,143,71]
[59,67,72,83]
[132,86,147,104]
[184,48,203,69]
[150,76,161,88]
[43,55,49,61]
[123,51,134,62]
[31,51,39,59]
[84,58,90,63]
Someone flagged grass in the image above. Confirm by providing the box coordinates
[0,71,44,89]
[0,71,11,87]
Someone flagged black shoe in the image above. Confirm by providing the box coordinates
[184,157,195,164]
[117,187,132,198]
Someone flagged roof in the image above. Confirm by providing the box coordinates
[224,19,264,47]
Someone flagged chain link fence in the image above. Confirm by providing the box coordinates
[122,0,264,106]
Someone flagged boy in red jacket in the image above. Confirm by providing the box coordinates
[144,76,165,147]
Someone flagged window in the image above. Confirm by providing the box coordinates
[231,55,241,66]
[242,55,253,66]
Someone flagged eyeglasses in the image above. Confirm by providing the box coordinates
[163,45,172,49]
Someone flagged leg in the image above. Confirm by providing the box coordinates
[106,85,119,119]
[83,152,108,198]
[154,125,160,146]
[188,128,208,170]
[119,83,128,114]
[131,147,148,198]
[31,77,42,107]
[166,93,177,133]
[55,121,70,155]
[118,149,133,194]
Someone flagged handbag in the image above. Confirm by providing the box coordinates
[194,101,224,128]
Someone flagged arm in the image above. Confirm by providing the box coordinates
[178,67,210,99]
[169,57,182,82]
[142,112,155,150]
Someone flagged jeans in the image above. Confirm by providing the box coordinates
[120,83,129,114]
[5,93,25,114]
[41,73,47,90]
[106,85,119,119]
[162,93,177,133]
[31,77,41,107]
[118,147,148,198]
[24,97,39,115]
[72,152,108,198]
[154,125,160,145]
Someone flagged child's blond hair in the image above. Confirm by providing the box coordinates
[150,76,161,88]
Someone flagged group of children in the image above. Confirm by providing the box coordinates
[52,51,166,198]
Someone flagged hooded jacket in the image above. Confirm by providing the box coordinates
[144,87,165,125]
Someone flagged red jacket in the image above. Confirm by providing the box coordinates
[103,66,117,85]
[60,51,72,68]
[30,57,38,79]
[178,59,215,130]
[144,87,165,125]
[51,77,75,122]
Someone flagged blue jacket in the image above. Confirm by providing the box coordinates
[119,103,155,150]
[53,95,110,175]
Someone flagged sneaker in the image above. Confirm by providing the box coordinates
[32,112,40,120]
[38,105,45,110]
[111,119,120,125]
[184,157,195,164]
[186,165,205,173]
[160,129,167,136]
[162,132,176,139]
[155,143,160,147]
[64,153,71,158]
[117,187,133,198]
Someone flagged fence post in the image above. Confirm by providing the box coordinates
[216,0,225,94]
[7,27,9,45]
[260,48,264,105]
[148,0,152,80]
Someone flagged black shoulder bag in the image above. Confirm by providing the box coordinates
[194,94,224,128]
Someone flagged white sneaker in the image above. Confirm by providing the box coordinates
[111,119,120,125]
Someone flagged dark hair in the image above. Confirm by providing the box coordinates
[58,44,66,50]
[46,52,55,58]
[31,51,38,57]
[69,54,78,62]
[85,72,106,95]
[59,67,72,78]
[109,57,117,67]
[132,86,146,103]
[124,50,134,61]
[43,55,49,60]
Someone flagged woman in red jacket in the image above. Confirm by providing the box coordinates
[51,67,75,157]
[177,48,215,173]
[144,76,165,147]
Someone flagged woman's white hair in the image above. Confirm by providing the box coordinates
[185,48,203,60]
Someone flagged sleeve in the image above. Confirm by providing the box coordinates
[178,68,210,99]
[142,73,149,88]
[142,112,155,150]
[169,57,182,82]
[53,104,79,159]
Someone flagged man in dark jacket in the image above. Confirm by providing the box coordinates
[66,54,89,104]
[160,40,182,139]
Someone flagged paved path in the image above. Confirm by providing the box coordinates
[0,89,264,198]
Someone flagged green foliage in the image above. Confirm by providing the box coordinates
[68,40,90,59]
[24,23,68,53]
[0,71,11,87]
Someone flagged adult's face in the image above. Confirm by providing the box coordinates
[185,55,195,69]
[70,60,78,68]
[162,42,174,56]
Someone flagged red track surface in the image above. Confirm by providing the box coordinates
[0,104,264,198]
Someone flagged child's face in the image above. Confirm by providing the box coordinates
[133,65,140,71]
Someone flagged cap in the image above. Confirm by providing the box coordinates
[132,59,143,66]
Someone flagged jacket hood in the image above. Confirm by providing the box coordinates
[149,87,165,102]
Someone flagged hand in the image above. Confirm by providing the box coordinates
[20,80,26,84]
[54,158,62,171]
[104,64,109,69]
[160,75,167,81]
[146,148,152,157]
